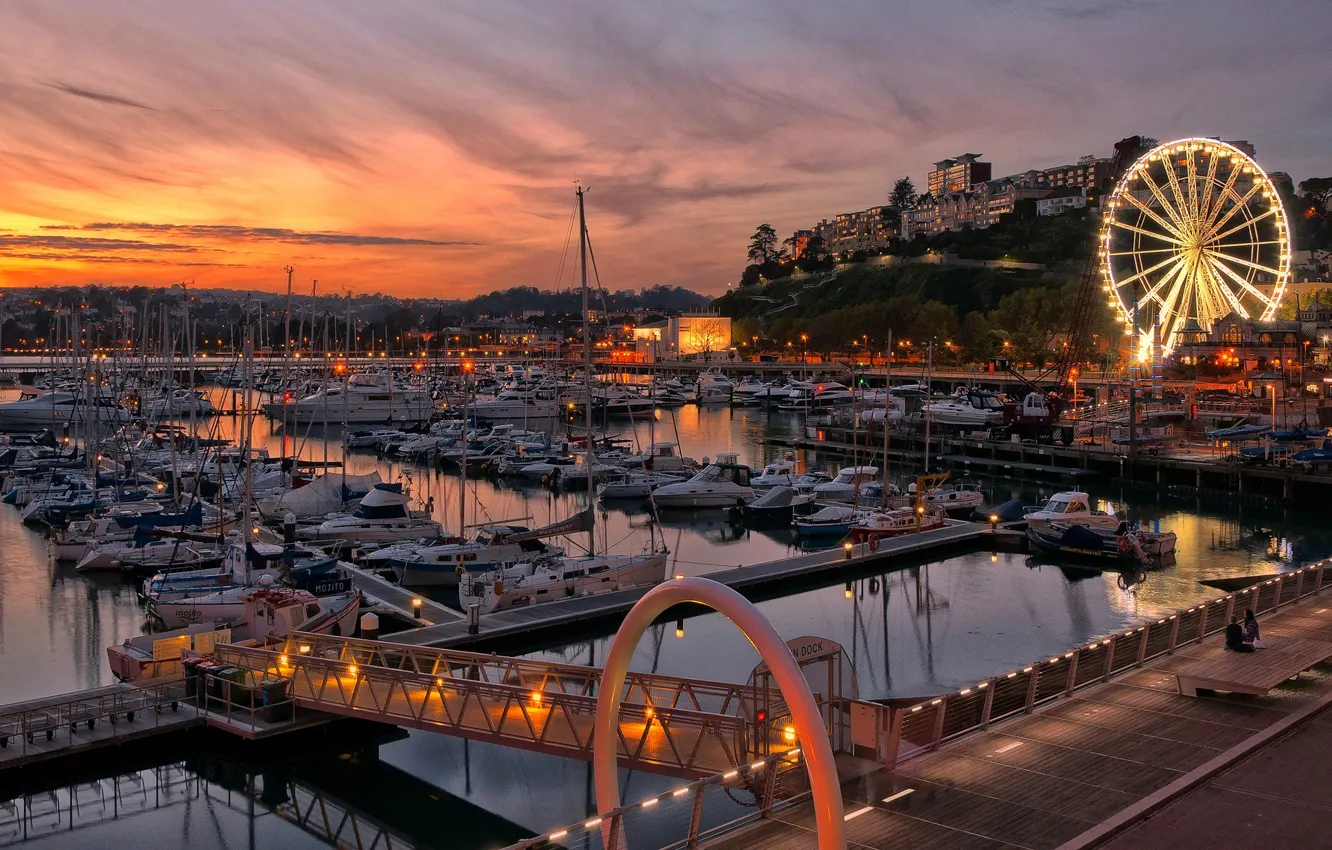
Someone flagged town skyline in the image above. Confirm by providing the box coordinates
[1,0,1329,297]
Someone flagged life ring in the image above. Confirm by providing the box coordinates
[868,534,880,552]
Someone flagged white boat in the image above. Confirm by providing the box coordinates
[924,390,1005,427]
[751,459,798,490]
[390,525,563,587]
[298,483,442,545]
[850,507,946,542]
[263,372,434,425]
[344,428,403,448]
[472,551,669,613]
[651,453,755,508]
[777,381,855,411]
[145,389,215,417]
[597,471,688,500]
[109,585,361,682]
[694,371,733,404]
[470,388,560,422]
[627,441,691,473]
[1024,491,1120,534]
[912,481,986,515]
[0,391,133,429]
[812,466,879,501]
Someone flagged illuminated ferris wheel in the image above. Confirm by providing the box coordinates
[1101,137,1291,360]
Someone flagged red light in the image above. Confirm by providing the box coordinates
[756,709,767,724]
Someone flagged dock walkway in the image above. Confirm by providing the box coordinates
[704,569,1332,850]
[390,521,987,648]
[343,563,463,624]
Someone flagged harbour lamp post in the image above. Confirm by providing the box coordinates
[800,333,808,365]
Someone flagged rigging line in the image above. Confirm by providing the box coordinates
[551,195,579,296]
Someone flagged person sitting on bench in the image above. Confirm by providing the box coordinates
[1226,616,1255,653]
[1243,608,1263,648]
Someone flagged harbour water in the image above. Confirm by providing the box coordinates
[0,391,1326,847]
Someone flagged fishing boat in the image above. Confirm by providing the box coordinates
[849,506,946,543]
[108,585,361,682]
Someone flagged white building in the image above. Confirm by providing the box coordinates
[1037,187,1088,217]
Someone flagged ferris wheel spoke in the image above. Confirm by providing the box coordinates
[1107,248,1178,256]
[1196,258,1236,325]
[1203,180,1265,243]
[1207,260,1254,321]
[1209,207,1279,244]
[1185,152,1202,233]
[1110,219,1184,246]
[1112,253,1186,294]
[1162,158,1198,240]
[1209,250,1284,281]
[1206,254,1275,312]
[1196,148,1223,226]
[1119,192,1188,242]
[1138,170,1193,237]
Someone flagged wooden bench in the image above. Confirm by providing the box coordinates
[1175,636,1332,697]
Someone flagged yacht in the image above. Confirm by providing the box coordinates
[923,390,1006,427]
[262,373,434,425]
[1024,491,1119,534]
[469,551,669,613]
[0,391,133,429]
[145,389,215,417]
[591,387,656,418]
[694,371,733,404]
[776,381,855,411]
[918,481,986,515]
[850,507,946,542]
[469,387,560,423]
[389,525,563,587]
[811,466,879,501]
[651,453,755,508]
[298,483,442,545]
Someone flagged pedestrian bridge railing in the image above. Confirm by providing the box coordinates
[213,643,769,778]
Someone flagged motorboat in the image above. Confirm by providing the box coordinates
[1026,521,1177,564]
[850,507,945,543]
[742,486,816,524]
[1024,491,1119,534]
[469,387,560,423]
[145,389,215,418]
[923,390,1006,427]
[0,391,133,429]
[651,453,755,508]
[777,382,855,411]
[262,372,434,425]
[811,466,879,501]
[469,551,669,613]
[344,428,404,449]
[389,525,564,587]
[751,458,798,490]
[912,481,986,516]
[597,471,687,500]
[694,371,733,404]
[109,585,361,682]
[591,387,656,418]
[793,503,857,538]
[298,482,442,545]
[627,442,692,473]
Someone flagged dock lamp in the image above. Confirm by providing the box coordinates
[843,540,854,560]
[411,597,423,619]
[675,618,684,639]
[989,514,999,530]
[844,582,853,599]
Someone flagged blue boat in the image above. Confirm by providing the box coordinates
[793,504,857,538]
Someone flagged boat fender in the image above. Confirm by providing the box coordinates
[493,580,504,595]
[868,534,880,552]
[456,565,464,576]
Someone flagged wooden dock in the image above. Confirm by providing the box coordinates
[388,521,991,649]
[703,569,1332,850]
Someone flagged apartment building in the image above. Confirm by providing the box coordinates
[927,154,992,197]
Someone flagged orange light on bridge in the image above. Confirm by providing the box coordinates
[784,725,797,743]
[530,691,543,708]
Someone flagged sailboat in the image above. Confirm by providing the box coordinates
[468,187,668,612]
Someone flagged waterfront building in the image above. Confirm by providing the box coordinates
[927,153,991,197]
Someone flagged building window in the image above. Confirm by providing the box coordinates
[1223,324,1243,344]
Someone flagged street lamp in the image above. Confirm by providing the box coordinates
[800,333,808,365]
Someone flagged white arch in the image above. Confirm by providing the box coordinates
[592,577,845,849]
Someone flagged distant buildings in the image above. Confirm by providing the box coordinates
[632,313,732,361]
[928,154,992,197]
[1036,187,1088,217]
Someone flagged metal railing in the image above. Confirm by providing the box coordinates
[886,560,1330,766]
[499,745,811,850]
[0,682,191,756]
[214,644,761,777]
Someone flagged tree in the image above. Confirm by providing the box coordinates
[1299,177,1332,212]
[747,223,779,265]
[686,317,730,356]
[889,177,916,210]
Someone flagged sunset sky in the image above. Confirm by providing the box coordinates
[0,0,1329,298]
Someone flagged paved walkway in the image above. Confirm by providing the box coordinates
[704,588,1332,849]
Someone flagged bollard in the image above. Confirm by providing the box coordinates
[411,597,423,620]
[360,612,380,640]
[284,512,297,546]
[467,603,480,635]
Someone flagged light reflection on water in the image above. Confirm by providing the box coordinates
[0,388,1328,845]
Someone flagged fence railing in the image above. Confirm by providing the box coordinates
[0,682,191,755]
[499,745,810,850]
[886,560,1329,766]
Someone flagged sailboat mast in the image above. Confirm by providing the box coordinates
[882,330,891,509]
[578,186,595,557]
